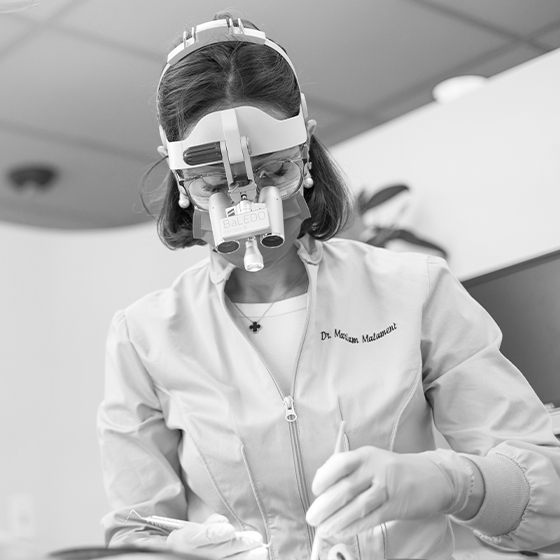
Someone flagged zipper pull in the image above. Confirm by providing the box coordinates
[284,395,297,422]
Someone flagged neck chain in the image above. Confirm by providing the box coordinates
[231,269,307,333]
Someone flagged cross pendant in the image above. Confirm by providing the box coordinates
[249,322,261,333]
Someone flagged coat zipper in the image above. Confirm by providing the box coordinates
[224,263,315,550]
[284,395,298,422]
[285,270,316,548]
[284,395,315,548]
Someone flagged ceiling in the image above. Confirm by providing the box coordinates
[1,0,560,230]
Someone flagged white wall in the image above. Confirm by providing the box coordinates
[0,221,206,552]
[331,47,560,280]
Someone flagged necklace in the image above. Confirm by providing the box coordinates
[230,269,307,333]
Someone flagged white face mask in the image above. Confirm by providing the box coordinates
[192,187,311,270]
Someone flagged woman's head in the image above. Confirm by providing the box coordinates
[150,12,352,249]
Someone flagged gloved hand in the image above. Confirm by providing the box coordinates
[166,514,268,560]
[306,446,470,539]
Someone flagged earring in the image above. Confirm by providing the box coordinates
[178,187,190,208]
[303,173,314,189]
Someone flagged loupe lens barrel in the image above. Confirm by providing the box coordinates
[208,192,239,253]
[258,186,284,248]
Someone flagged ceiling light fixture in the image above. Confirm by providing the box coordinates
[432,75,488,104]
[8,165,58,196]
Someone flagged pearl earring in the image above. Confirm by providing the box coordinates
[178,188,190,209]
[303,174,314,189]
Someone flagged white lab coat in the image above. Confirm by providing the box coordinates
[98,236,560,560]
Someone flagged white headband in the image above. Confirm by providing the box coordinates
[166,105,307,171]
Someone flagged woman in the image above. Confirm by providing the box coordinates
[98,13,560,560]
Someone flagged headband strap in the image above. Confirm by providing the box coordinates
[164,18,299,80]
[166,105,307,170]
[157,18,301,113]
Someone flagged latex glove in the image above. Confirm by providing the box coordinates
[306,446,463,539]
[166,514,268,560]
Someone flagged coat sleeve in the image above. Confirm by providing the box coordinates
[97,310,185,547]
[421,256,560,552]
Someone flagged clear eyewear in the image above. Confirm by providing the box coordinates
[179,157,305,211]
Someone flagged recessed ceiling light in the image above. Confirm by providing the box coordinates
[432,75,488,104]
[8,165,58,196]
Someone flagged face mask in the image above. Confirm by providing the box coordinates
[192,188,311,271]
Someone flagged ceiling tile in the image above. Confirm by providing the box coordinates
[322,115,386,148]
[455,44,545,79]
[536,28,560,50]
[304,101,356,136]
[0,29,163,156]
[0,15,32,52]
[374,44,543,119]
[280,0,511,115]
[374,89,435,123]
[14,0,78,21]
[418,0,560,37]
[57,0,247,56]
[0,128,153,229]
[304,99,387,147]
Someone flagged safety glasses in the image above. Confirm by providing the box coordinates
[178,157,305,211]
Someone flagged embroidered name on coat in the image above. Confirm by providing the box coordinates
[362,322,397,343]
[321,323,397,344]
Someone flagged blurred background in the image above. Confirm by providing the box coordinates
[1,0,560,557]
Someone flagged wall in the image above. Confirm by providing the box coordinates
[331,47,560,280]
[0,221,206,552]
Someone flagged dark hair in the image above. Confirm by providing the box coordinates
[144,12,352,249]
